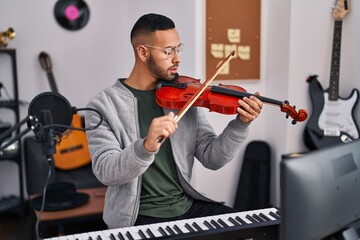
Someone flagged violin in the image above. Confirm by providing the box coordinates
[156,74,308,124]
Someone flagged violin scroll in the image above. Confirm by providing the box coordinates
[280,100,308,124]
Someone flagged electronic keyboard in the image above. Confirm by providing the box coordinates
[44,207,280,240]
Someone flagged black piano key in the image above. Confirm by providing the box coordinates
[88,237,93,240]
[166,226,176,235]
[259,212,272,221]
[235,216,248,225]
[97,235,102,240]
[252,214,266,222]
[158,226,168,236]
[125,231,135,240]
[203,220,215,230]
[210,219,223,229]
[269,211,281,220]
[146,228,156,238]
[228,217,241,226]
[217,218,229,227]
[192,222,203,231]
[246,214,259,223]
[117,232,126,240]
[109,233,116,240]
[276,210,281,216]
[138,229,148,239]
[185,223,196,232]
[173,224,183,234]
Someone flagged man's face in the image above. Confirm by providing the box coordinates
[146,29,181,81]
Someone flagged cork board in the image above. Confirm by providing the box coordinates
[206,0,261,80]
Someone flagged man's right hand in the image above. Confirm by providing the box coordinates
[144,112,177,152]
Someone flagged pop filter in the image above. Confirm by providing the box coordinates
[28,92,74,133]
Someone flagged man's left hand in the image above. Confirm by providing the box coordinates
[236,92,263,123]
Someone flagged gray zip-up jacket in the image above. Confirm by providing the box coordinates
[85,79,250,228]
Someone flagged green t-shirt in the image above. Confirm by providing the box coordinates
[123,81,193,218]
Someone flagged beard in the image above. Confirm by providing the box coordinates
[147,55,177,81]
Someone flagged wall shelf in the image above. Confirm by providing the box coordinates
[0,48,24,212]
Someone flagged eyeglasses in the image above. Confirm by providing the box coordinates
[144,43,184,59]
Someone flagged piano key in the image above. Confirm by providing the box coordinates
[253,213,266,222]
[210,219,223,228]
[165,225,176,236]
[157,222,175,237]
[214,213,237,227]
[192,221,203,231]
[137,229,147,239]
[235,216,248,225]
[228,216,241,226]
[146,228,156,238]
[158,226,168,237]
[185,222,196,232]
[246,214,259,223]
[89,231,107,240]
[204,220,215,230]
[173,220,191,234]
[125,230,135,240]
[173,224,184,234]
[259,212,272,221]
[269,210,281,220]
[109,233,116,240]
[217,218,230,227]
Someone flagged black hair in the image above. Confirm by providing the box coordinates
[130,13,175,43]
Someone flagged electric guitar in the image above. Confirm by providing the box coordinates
[304,0,359,150]
[38,51,91,170]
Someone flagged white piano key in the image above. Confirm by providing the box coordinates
[65,236,77,240]
[172,220,191,234]
[127,225,144,239]
[71,234,85,240]
[192,217,213,231]
[143,223,163,238]
[58,237,71,240]
[87,230,107,239]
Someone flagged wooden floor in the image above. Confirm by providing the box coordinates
[0,202,107,239]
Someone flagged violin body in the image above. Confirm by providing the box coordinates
[156,74,308,124]
[156,76,247,115]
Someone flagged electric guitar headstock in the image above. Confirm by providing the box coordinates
[332,0,350,20]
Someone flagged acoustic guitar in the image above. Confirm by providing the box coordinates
[303,0,359,150]
[38,51,91,170]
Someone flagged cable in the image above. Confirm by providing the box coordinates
[42,107,103,132]
[35,157,53,240]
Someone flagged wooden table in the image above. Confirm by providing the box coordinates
[31,186,106,236]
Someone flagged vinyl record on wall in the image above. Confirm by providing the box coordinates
[54,0,90,31]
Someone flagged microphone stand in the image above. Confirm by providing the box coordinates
[34,109,56,160]
[0,115,38,156]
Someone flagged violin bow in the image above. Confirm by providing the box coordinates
[157,50,235,143]
[175,50,236,122]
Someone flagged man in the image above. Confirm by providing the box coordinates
[85,13,263,229]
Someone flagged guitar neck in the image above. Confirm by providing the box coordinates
[47,72,59,93]
[328,20,343,101]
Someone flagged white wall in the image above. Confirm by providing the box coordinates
[1,0,360,209]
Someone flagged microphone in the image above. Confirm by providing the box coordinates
[28,91,74,134]
[0,91,103,154]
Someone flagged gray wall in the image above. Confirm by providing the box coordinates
[1,0,360,209]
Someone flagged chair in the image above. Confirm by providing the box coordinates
[23,136,106,237]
